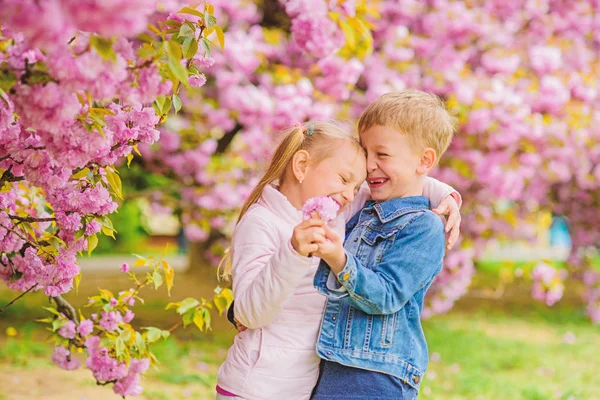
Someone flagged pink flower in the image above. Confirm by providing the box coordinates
[123,309,135,323]
[188,74,207,88]
[58,320,76,339]
[98,310,123,331]
[121,263,130,273]
[51,346,81,370]
[302,196,340,222]
[77,320,94,337]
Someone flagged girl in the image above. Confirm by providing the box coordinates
[216,122,459,400]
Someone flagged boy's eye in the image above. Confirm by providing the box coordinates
[340,176,348,184]
[377,152,389,157]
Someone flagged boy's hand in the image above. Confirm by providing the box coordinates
[432,195,461,250]
[312,224,347,274]
[291,215,326,257]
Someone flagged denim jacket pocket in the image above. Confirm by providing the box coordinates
[359,227,397,266]
[380,312,397,347]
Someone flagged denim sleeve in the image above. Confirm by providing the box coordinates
[318,212,446,315]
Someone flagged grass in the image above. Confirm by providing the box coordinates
[1,269,599,400]
[421,309,600,400]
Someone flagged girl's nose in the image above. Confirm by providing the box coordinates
[342,189,354,205]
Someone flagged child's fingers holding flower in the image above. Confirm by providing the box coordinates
[292,218,326,257]
[313,224,346,273]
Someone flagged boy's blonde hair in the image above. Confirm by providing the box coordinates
[357,90,457,165]
[218,121,361,279]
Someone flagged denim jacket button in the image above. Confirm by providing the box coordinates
[332,316,336,321]
[327,351,332,356]
[412,375,419,384]
[354,237,359,242]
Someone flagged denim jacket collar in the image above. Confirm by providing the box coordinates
[369,196,431,223]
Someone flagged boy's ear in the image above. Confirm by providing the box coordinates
[417,147,437,174]
[292,150,310,182]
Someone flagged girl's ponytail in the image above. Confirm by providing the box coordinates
[218,126,305,278]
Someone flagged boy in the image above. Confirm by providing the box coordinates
[310,90,457,399]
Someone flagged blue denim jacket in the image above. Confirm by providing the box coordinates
[313,196,445,391]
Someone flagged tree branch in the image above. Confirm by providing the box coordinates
[52,295,79,324]
[0,165,25,187]
[8,215,56,223]
[215,123,242,154]
[0,284,39,314]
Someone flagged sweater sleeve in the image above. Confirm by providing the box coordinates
[231,212,313,329]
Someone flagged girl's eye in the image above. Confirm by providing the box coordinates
[340,176,348,184]
[377,152,389,157]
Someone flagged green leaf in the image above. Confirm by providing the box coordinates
[52,319,68,332]
[165,302,180,310]
[183,37,199,59]
[178,6,204,19]
[202,308,211,330]
[168,59,189,86]
[116,337,125,359]
[182,309,196,327]
[214,296,228,316]
[164,19,183,27]
[144,327,162,343]
[161,330,170,340]
[163,261,175,296]
[339,19,356,50]
[161,96,173,115]
[205,12,216,29]
[74,272,82,295]
[201,37,212,58]
[132,254,147,267]
[105,167,123,200]
[166,40,183,60]
[177,298,200,315]
[172,95,182,114]
[0,69,17,92]
[179,23,195,39]
[89,36,116,62]
[215,26,225,49]
[193,310,205,331]
[87,234,98,256]
[135,332,147,354]
[71,167,90,180]
[152,270,163,290]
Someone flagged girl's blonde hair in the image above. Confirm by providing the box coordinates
[218,121,361,279]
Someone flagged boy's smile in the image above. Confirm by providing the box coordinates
[360,125,425,202]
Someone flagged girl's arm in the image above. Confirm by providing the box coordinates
[343,177,461,224]
[231,212,312,329]
[423,176,462,208]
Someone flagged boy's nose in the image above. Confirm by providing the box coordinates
[366,157,378,173]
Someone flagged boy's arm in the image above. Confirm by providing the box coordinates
[314,212,445,315]
[231,214,312,329]
[424,176,462,209]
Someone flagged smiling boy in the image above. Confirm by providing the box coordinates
[311,90,458,399]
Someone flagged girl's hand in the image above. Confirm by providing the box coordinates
[312,224,346,274]
[432,194,461,250]
[234,318,248,333]
[291,216,326,257]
